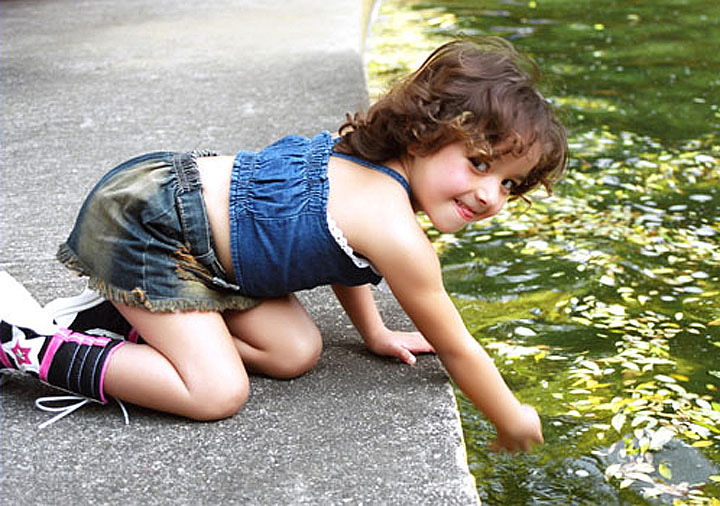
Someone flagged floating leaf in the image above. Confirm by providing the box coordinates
[514,326,537,337]
[654,374,676,384]
[619,478,634,489]
[649,427,674,450]
[600,275,616,286]
[611,412,626,433]
[622,361,641,372]
[691,440,713,448]
[605,463,622,479]
[626,472,655,484]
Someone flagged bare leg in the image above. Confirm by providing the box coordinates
[223,294,322,379]
[103,304,249,421]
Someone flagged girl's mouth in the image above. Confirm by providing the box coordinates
[455,199,476,221]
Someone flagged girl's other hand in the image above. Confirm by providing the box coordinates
[491,404,544,453]
[365,328,435,365]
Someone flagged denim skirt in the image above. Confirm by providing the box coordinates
[57,151,260,312]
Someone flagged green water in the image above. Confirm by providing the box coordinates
[368,1,719,504]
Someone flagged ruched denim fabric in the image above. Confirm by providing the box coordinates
[58,151,259,312]
[229,132,383,297]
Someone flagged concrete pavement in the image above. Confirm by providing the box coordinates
[1,1,479,504]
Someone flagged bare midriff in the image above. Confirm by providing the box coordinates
[196,155,236,280]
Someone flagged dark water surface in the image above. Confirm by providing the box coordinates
[368,1,719,504]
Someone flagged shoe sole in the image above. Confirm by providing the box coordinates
[0,271,58,335]
[43,287,105,329]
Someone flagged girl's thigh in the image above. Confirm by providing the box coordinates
[114,303,246,391]
[222,294,322,378]
[106,304,249,419]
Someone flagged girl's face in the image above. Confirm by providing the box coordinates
[407,141,539,234]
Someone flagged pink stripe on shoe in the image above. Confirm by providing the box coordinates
[57,328,111,346]
[39,329,112,382]
[0,344,14,369]
[98,341,126,403]
[38,334,64,382]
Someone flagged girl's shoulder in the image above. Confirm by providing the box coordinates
[326,156,439,279]
[326,154,417,240]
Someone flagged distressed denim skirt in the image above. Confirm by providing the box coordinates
[57,151,260,312]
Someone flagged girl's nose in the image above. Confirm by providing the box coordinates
[474,182,506,217]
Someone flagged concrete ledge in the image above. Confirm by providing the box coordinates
[1,1,479,504]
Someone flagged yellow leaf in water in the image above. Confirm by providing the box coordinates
[709,318,720,327]
[658,462,672,480]
[691,440,713,448]
[652,267,674,275]
[670,374,689,382]
[709,475,720,482]
[640,438,650,453]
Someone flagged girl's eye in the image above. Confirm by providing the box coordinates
[501,179,518,192]
[470,158,489,172]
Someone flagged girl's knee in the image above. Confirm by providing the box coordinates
[271,330,322,379]
[190,374,250,421]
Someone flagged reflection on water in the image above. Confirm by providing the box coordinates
[368,1,719,504]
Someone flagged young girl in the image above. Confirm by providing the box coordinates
[1,37,566,450]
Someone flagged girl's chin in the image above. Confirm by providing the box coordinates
[433,221,466,234]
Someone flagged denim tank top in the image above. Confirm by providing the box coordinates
[229,131,411,297]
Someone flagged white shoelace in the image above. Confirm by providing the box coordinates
[35,395,130,429]
[1,371,130,428]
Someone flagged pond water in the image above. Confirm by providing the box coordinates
[367,1,719,504]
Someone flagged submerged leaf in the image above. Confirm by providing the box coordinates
[658,462,672,480]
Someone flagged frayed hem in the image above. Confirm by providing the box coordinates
[57,243,260,313]
[57,243,92,277]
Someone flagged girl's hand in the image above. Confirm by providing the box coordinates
[491,404,544,453]
[365,328,435,365]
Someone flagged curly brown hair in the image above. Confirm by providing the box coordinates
[335,37,568,197]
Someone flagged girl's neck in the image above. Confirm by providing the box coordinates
[386,155,421,212]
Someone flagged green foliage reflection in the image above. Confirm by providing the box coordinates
[368,1,720,504]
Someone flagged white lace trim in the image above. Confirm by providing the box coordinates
[326,213,381,274]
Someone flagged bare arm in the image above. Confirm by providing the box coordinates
[332,284,434,365]
[364,226,543,451]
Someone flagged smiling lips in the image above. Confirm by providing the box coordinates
[455,199,477,221]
